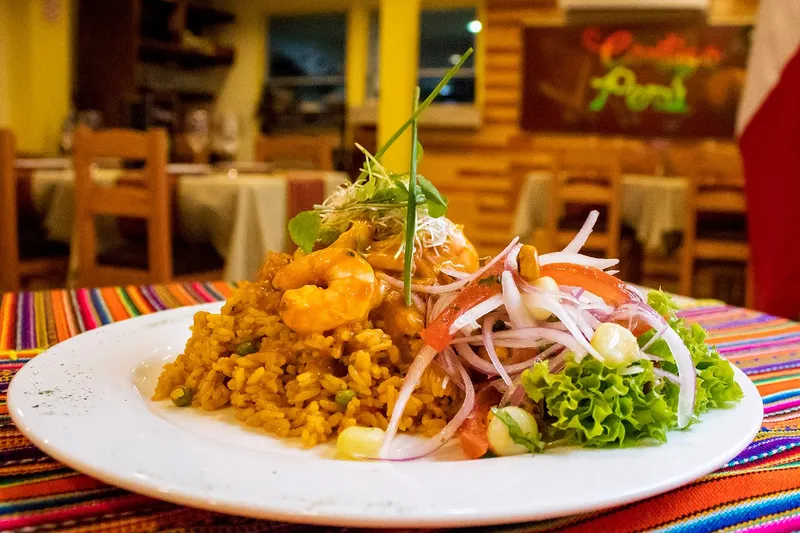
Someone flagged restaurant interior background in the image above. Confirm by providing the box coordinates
[0,0,761,307]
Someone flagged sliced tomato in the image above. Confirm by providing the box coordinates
[539,262,636,307]
[421,262,505,352]
[458,386,502,459]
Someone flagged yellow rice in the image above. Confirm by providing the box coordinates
[152,253,461,447]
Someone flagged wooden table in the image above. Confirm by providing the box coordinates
[513,172,688,253]
[25,169,347,281]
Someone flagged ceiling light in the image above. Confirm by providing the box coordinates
[467,20,482,34]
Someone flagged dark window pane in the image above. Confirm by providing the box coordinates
[269,13,346,77]
[419,9,476,69]
[419,76,475,103]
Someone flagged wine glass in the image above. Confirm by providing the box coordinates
[213,111,239,161]
[77,109,103,130]
[185,109,210,161]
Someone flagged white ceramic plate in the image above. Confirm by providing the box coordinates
[8,303,763,528]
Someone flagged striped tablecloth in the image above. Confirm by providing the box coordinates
[0,284,795,533]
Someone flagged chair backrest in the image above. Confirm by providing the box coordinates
[614,139,663,175]
[680,141,749,301]
[549,147,622,256]
[0,129,20,292]
[692,141,746,214]
[254,134,333,171]
[508,150,557,234]
[73,126,170,287]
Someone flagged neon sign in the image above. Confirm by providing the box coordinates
[582,28,724,114]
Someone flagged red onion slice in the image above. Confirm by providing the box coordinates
[562,210,599,253]
[411,293,426,313]
[518,282,589,308]
[641,323,669,352]
[379,344,438,458]
[579,307,602,330]
[568,305,596,341]
[530,295,604,361]
[428,292,457,326]
[448,294,504,334]
[453,341,555,375]
[499,380,525,407]
[653,367,680,384]
[635,307,696,428]
[380,348,476,461]
[376,237,519,295]
[454,327,586,357]
[502,271,534,328]
[539,252,618,270]
[505,243,523,271]
[483,314,513,387]
[439,267,470,279]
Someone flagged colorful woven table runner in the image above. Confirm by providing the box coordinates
[0,284,794,533]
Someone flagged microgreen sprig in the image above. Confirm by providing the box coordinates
[356,47,474,183]
[403,88,421,307]
[287,48,471,258]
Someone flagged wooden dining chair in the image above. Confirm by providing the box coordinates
[548,147,623,258]
[679,142,751,306]
[613,138,663,176]
[0,130,69,292]
[73,126,223,288]
[508,151,557,248]
[254,134,334,171]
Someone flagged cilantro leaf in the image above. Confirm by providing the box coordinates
[426,201,447,218]
[288,211,321,253]
[418,175,448,218]
[478,274,501,286]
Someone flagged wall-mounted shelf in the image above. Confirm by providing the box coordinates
[139,40,235,68]
[143,0,235,28]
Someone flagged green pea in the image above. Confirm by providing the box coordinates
[235,338,260,356]
[170,386,193,407]
[335,389,356,407]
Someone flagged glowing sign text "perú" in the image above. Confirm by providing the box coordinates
[581,28,724,113]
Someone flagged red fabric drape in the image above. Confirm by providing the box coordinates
[740,48,800,317]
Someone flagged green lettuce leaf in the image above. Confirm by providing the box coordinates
[640,290,744,415]
[522,358,676,447]
[520,290,743,448]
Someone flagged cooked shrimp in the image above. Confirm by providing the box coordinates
[363,226,480,279]
[434,225,479,273]
[371,289,425,342]
[272,247,376,334]
[331,221,374,251]
[364,234,405,272]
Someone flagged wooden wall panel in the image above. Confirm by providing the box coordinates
[485,52,522,70]
[485,26,523,52]
[422,2,551,253]
[426,0,756,255]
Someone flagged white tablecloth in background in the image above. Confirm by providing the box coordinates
[512,172,688,252]
[30,171,347,281]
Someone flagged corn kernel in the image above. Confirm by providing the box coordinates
[521,275,559,321]
[336,426,385,459]
[591,323,639,368]
[487,406,538,457]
